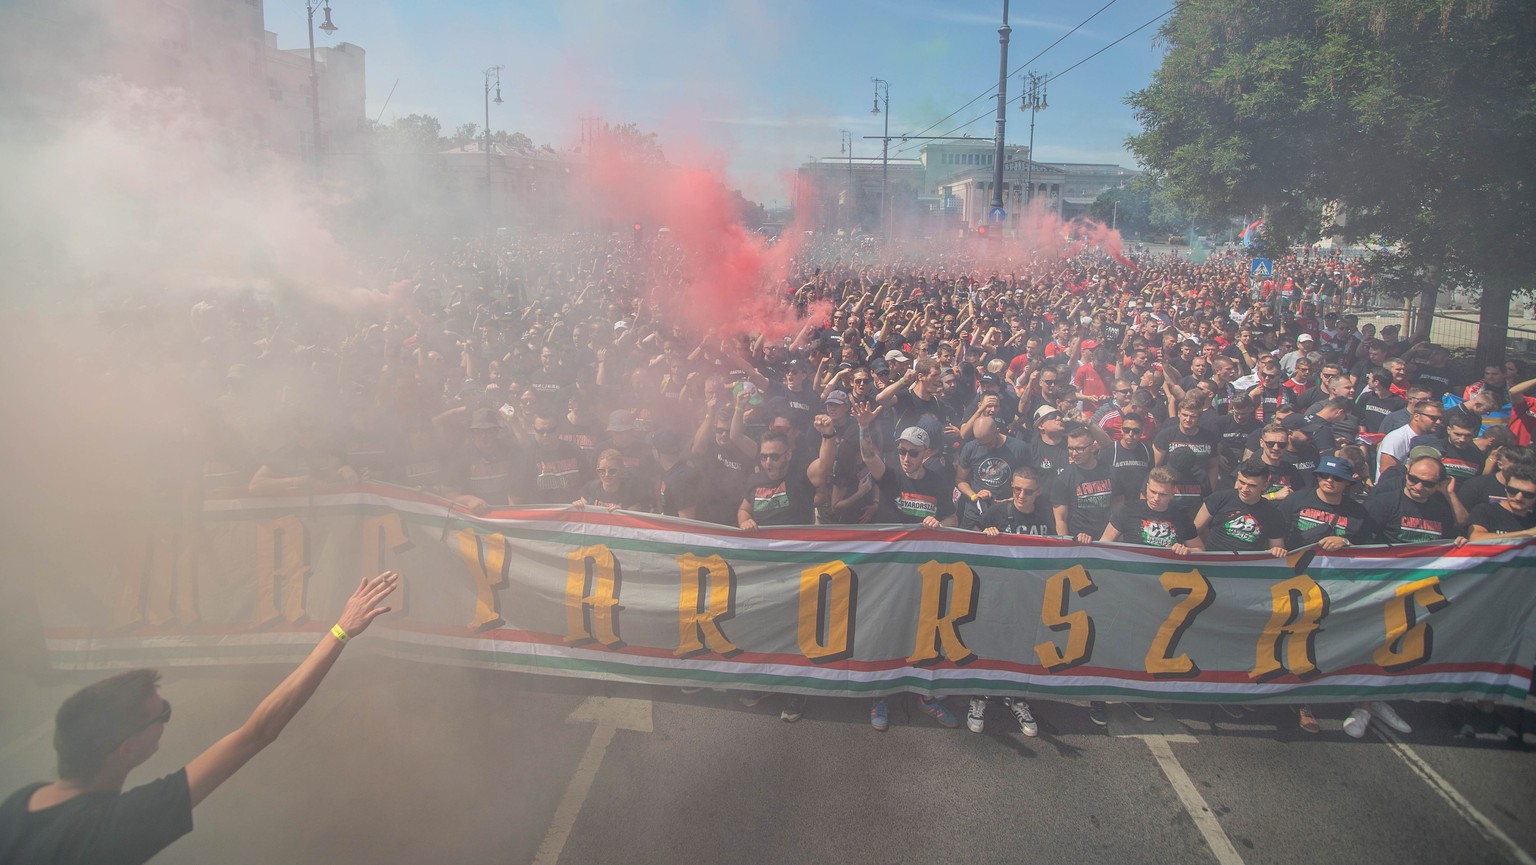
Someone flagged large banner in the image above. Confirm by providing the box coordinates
[38,485,1536,706]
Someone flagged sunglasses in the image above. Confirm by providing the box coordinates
[1261,441,1287,449]
[118,699,172,747]
[533,427,558,435]
[760,452,787,462]
[1012,486,1040,495]
[597,468,622,476]
[896,447,925,458]
[1405,475,1438,487]
[1506,486,1536,500]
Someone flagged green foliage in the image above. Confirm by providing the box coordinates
[1086,177,1196,240]
[371,114,446,153]
[1128,0,1536,362]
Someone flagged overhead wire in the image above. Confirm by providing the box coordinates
[891,5,1174,156]
[891,0,1122,148]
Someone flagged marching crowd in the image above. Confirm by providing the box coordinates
[114,231,1536,740]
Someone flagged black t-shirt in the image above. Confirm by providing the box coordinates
[1109,441,1153,497]
[1211,414,1259,471]
[1154,425,1220,486]
[741,468,818,526]
[577,477,651,511]
[1457,472,1508,511]
[1111,502,1198,548]
[1279,489,1377,548]
[1052,461,1116,538]
[875,465,956,524]
[1260,459,1312,499]
[1201,489,1286,551]
[956,436,1030,497]
[0,770,193,865]
[1025,434,1069,478]
[977,500,1056,536]
[1438,441,1484,481]
[1358,392,1407,434]
[658,459,703,517]
[1468,502,1536,535]
[1365,490,1459,544]
[523,440,590,505]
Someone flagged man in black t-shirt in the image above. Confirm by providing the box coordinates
[737,429,823,529]
[1469,466,1536,540]
[1279,456,1377,550]
[1052,425,1118,542]
[1101,467,1204,553]
[979,467,1056,536]
[1154,397,1221,491]
[1025,404,1071,477]
[1364,452,1467,544]
[1195,459,1287,555]
[652,429,703,519]
[0,573,398,865]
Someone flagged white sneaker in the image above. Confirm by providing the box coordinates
[1370,701,1411,734]
[1343,707,1372,738]
[1009,699,1039,737]
[967,697,987,733]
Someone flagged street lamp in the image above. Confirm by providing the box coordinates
[484,65,503,199]
[870,77,889,237]
[305,0,337,172]
[1018,71,1048,209]
[839,129,853,233]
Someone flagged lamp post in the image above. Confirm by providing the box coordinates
[870,77,889,237]
[1018,71,1048,209]
[305,0,337,172]
[989,0,1011,217]
[839,129,853,233]
[483,65,503,199]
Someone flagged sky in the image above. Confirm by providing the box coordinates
[270,0,1169,207]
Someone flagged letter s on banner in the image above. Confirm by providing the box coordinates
[1035,565,1097,672]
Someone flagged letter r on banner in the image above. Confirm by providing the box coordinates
[908,561,978,665]
[675,553,739,658]
[1251,574,1329,682]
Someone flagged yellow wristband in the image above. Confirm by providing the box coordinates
[330,623,350,643]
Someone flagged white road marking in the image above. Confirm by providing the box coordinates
[1143,735,1247,865]
[1375,727,1536,865]
[532,697,653,865]
[0,721,50,767]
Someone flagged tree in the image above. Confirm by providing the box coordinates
[371,114,447,154]
[1127,0,1536,368]
[451,122,480,147]
[592,122,667,164]
[1087,177,1196,241]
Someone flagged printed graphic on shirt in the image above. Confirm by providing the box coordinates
[895,491,939,520]
[974,456,1013,490]
[535,456,582,490]
[752,481,790,514]
[1294,507,1353,536]
[1393,516,1445,542]
[1220,513,1261,544]
[1138,519,1179,547]
[1073,478,1114,507]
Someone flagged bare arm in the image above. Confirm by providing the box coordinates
[185,571,398,808]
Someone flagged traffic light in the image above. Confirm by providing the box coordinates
[977,225,988,236]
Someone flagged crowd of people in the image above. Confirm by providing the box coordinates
[85,230,1536,740]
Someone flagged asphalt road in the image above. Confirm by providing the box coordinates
[2,657,1532,865]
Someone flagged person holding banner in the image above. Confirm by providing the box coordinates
[854,403,961,731]
[0,571,400,865]
[1094,467,1204,725]
[1194,459,1287,556]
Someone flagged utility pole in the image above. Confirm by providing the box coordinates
[305,0,337,175]
[1019,71,1048,209]
[989,0,1011,219]
[871,77,889,237]
[484,65,503,210]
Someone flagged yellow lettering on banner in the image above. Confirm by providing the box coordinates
[675,553,739,658]
[565,545,623,648]
[1035,565,1097,672]
[1250,575,1330,682]
[454,529,507,631]
[1144,569,1215,678]
[1372,577,1451,671]
[360,513,412,577]
[114,522,197,629]
[797,560,854,661]
[254,515,309,626]
[907,560,978,665]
